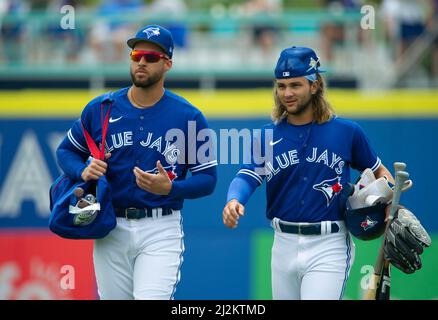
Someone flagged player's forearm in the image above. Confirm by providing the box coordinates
[226,176,258,206]
[56,146,88,181]
[169,170,217,199]
[374,163,395,185]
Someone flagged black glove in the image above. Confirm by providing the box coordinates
[384,208,431,274]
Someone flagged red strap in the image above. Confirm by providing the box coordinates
[100,104,111,159]
[81,102,112,161]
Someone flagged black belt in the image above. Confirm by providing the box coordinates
[115,207,173,219]
[278,221,340,235]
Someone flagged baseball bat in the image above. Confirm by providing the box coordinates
[376,259,391,300]
[363,163,409,300]
[374,163,406,300]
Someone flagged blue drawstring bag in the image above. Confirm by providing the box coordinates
[49,174,116,239]
[48,94,116,239]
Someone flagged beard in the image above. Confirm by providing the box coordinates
[284,93,313,116]
[130,68,162,88]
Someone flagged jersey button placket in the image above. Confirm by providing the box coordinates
[133,116,145,198]
[137,116,145,173]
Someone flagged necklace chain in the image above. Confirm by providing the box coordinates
[130,88,148,108]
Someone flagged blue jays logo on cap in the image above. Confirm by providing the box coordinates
[360,216,378,230]
[274,46,325,81]
[143,27,161,39]
[127,24,174,58]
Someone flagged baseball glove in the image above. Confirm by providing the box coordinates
[384,208,432,274]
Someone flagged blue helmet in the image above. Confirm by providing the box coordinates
[339,182,387,241]
[274,46,325,81]
[343,203,387,241]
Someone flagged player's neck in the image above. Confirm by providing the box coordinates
[287,108,314,126]
[129,85,165,109]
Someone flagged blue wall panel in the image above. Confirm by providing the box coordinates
[0,117,437,299]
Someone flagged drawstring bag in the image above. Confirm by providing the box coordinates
[49,94,116,239]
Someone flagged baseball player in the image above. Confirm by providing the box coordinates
[56,25,217,299]
[222,46,395,300]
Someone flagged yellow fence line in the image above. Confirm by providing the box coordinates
[0,89,437,118]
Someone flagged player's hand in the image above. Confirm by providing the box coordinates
[133,160,172,195]
[384,203,405,222]
[81,153,111,182]
[222,199,245,229]
[384,204,391,222]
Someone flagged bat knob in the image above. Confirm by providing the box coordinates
[393,162,406,172]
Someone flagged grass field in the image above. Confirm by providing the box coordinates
[0,89,437,118]
[253,230,438,300]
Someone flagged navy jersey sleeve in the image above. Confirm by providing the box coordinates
[168,111,217,199]
[227,128,271,205]
[351,122,381,172]
[235,128,267,187]
[64,118,89,154]
[56,118,89,180]
[187,112,218,174]
[55,98,99,180]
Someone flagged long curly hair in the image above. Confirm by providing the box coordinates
[271,74,334,124]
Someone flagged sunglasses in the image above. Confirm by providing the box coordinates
[130,50,169,63]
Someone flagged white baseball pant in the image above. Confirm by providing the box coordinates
[93,210,184,300]
[271,220,355,300]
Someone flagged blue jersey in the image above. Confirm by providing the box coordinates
[235,116,380,222]
[57,87,217,210]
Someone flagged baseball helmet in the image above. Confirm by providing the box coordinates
[338,170,392,241]
[343,203,387,241]
[338,179,387,241]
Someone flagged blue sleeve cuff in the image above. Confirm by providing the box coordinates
[168,168,217,199]
[75,164,87,181]
[227,176,258,205]
[169,180,184,198]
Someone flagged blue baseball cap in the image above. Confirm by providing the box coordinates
[274,46,325,81]
[127,25,174,58]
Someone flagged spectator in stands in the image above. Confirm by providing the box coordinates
[148,0,189,50]
[427,0,438,82]
[0,0,29,63]
[319,0,364,63]
[89,0,145,62]
[45,0,85,63]
[380,0,429,62]
[0,0,7,61]
[241,0,281,58]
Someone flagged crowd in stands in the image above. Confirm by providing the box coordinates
[0,0,437,85]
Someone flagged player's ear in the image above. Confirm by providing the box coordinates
[310,80,318,95]
[164,59,172,71]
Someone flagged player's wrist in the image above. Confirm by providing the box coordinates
[78,164,88,182]
[168,180,182,198]
[227,199,240,205]
[163,180,172,195]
